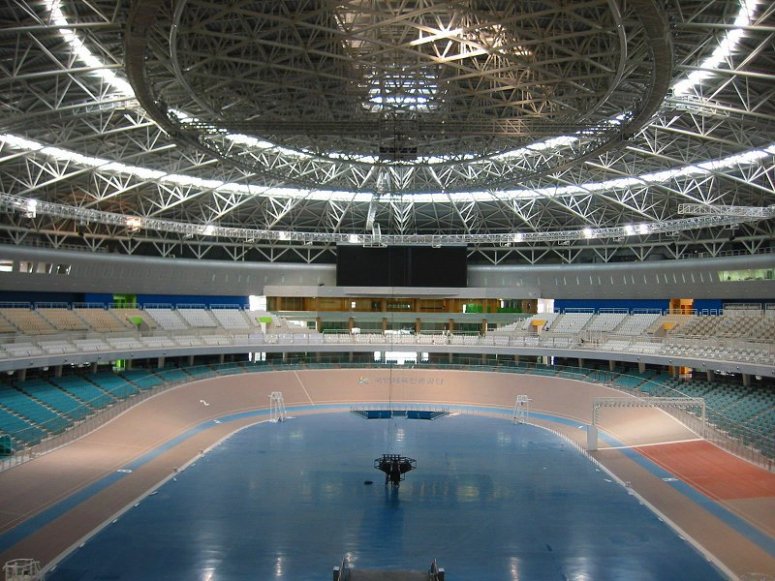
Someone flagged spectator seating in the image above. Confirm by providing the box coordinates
[585,312,627,333]
[519,313,558,331]
[613,313,660,336]
[648,313,691,334]
[549,312,593,334]
[144,308,188,331]
[748,316,775,341]
[211,308,251,330]
[106,337,144,351]
[90,372,138,398]
[679,315,720,337]
[2,343,44,357]
[0,314,16,334]
[17,379,89,420]
[113,308,156,330]
[0,387,69,435]
[75,307,132,332]
[155,367,189,383]
[38,340,78,355]
[1,308,55,335]
[176,308,218,328]
[715,311,762,338]
[73,338,109,353]
[0,406,46,446]
[37,308,89,332]
[50,376,114,409]
[122,369,163,390]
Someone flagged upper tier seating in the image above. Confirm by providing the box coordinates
[715,311,764,338]
[584,312,627,333]
[113,308,156,330]
[176,308,217,328]
[211,308,251,330]
[678,315,720,337]
[144,308,188,331]
[75,307,132,332]
[748,315,775,342]
[0,314,16,334]
[519,313,558,332]
[1,309,55,335]
[549,312,593,334]
[37,308,89,332]
[648,313,692,334]
[615,313,660,336]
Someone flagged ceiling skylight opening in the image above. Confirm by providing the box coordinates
[672,0,762,96]
[365,71,439,113]
[46,0,134,97]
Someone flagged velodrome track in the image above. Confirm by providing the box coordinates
[0,369,772,578]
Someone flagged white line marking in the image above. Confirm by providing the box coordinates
[294,371,315,405]
[603,437,703,450]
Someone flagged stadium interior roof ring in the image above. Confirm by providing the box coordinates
[0,0,772,266]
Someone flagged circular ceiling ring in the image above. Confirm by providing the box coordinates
[126,0,673,194]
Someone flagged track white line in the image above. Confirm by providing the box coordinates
[293,371,315,405]
[603,437,704,450]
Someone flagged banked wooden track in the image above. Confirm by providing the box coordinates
[0,368,772,578]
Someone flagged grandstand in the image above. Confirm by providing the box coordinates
[0,1,773,579]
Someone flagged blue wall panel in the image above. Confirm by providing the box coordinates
[84,293,248,307]
[693,299,723,313]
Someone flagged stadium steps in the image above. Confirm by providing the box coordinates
[120,369,164,390]
[15,379,89,421]
[89,372,139,399]
[0,405,47,446]
[155,367,191,383]
[0,387,70,435]
[49,376,115,410]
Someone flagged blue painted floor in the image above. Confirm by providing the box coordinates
[49,413,723,580]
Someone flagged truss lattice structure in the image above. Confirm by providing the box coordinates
[0,1,773,264]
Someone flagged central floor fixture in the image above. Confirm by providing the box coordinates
[374,453,417,487]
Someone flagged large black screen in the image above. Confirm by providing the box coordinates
[336,246,467,287]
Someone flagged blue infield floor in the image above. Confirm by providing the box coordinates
[48,413,723,580]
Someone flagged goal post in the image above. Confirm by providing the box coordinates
[587,396,706,451]
[512,395,531,424]
[269,391,287,423]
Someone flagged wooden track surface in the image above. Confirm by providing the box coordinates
[0,369,771,578]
